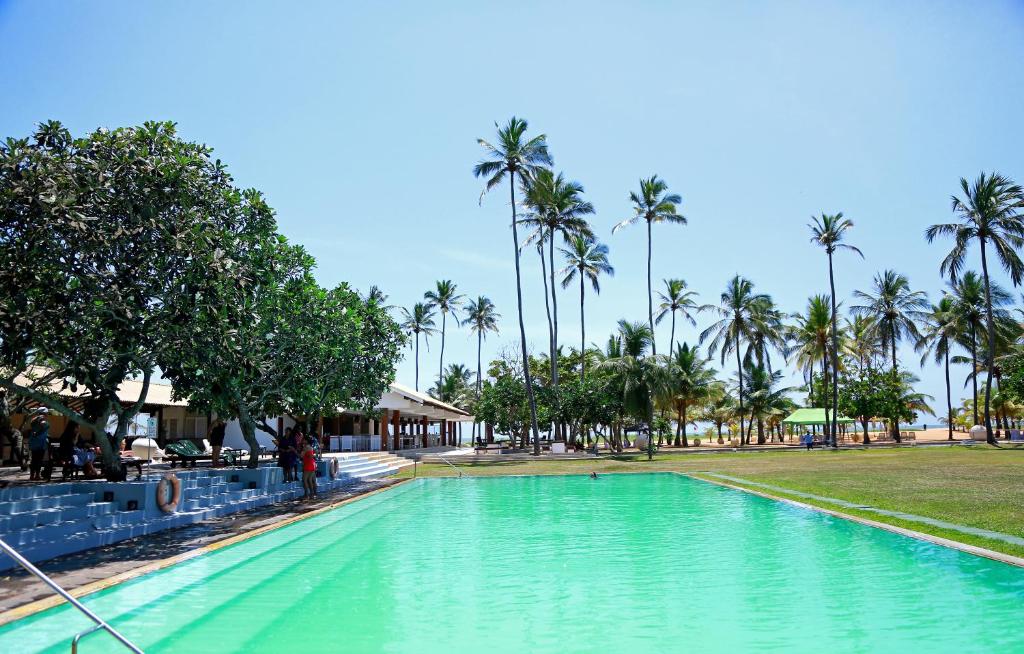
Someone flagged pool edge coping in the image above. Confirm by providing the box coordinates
[0,477,414,627]
[684,472,1024,568]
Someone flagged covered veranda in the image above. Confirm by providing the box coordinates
[781,408,855,441]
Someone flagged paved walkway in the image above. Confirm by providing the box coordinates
[0,477,399,614]
[700,472,1024,548]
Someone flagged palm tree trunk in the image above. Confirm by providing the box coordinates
[439,311,447,393]
[538,246,554,383]
[970,323,979,426]
[821,355,831,444]
[827,252,840,449]
[549,230,559,389]
[979,238,998,445]
[579,273,586,384]
[670,310,676,357]
[735,345,745,446]
[415,332,420,391]
[944,345,953,441]
[891,333,901,442]
[647,220,655,357]
[509,171,541,453]
[475,330,482,444]
[681,401,688,447]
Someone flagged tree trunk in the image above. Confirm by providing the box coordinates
[538,245,554,383]
[475,330,482,444]
[979,238,998,444]
[647,220,656,356]
[510,171,541,454]
[756,418,765,445]
[944,346,953,441]
[827,251,840,449]
[669,310,676,358]
[580,273,586,383]
[735,345,745,446]
[549,230,560,389]
[439,311,447,393]
[821,355,831,445]
[681,401,689,447]
[891,330,901,442]
[415,331,420,391]
[970,323,979,426]
[861,418,870,445]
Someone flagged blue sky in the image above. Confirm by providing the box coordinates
[2,1,1023,417]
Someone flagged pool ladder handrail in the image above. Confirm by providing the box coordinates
[436,455,463,477]
[0,537,144,654]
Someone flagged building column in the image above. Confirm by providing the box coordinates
[380,411,389,452]
[392,409,401,451]
[422,416,429,448]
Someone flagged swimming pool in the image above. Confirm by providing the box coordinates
[3,473,1023,652]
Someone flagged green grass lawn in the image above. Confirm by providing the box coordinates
[397,446,1024,558]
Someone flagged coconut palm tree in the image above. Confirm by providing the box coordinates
[521,169,595,389]
[843,314,882,371]
[474,117,552,454]
[926,173,1024,444]
[399,303,438,391]
[917,295,960,441]
[600,320,663,459]
[612,176,687,357]
[809,212,862,446]
[363,285,395,311]
[424,280,465,393]
[665,342,716,446]
[851,270,929,440]
[431,363,474,407]
[654,279,709,357]
[787,295,838,443]
[742,363,796,445]
[559,234,613,383]
[700,276,771,445]
[949,271,1013,427]
[462,296,500,396]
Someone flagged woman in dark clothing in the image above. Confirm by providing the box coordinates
[277,427,297,482]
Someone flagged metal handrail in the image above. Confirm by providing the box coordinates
[436,455,463,478]
[0,538,144,653]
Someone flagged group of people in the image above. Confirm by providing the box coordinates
[15,411,104,481]
[274,426,318,500]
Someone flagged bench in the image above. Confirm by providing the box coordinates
[166,440,241,467]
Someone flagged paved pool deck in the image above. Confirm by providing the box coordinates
[0,477,401,618]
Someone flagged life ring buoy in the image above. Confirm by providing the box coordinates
[329,458,339,479]
[156,473,181,513]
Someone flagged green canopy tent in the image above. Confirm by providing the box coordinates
[781,408,855,426]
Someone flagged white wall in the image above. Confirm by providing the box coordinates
[224,416,295,451]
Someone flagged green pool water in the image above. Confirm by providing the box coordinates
[4,474,1023,653]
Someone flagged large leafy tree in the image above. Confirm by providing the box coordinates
[655,279,708,358]
[0,121,248,473]
[851,270,929,440]
[700,276,770,445]
[424,280,464,394]
[837,367,914,445]
[926,172,1024,444]
[809,212,862,447]
[613,176,687,357]
[559,234,613,383]
[521,169,595,389]
[400,302,437,391]
[474,117,552,455]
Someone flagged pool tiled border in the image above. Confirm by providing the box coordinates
[686,472,1024,568]
[0,478,413,627]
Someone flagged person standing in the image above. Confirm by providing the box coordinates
[207,418,227,467]
[301,437,317,501]
[27,414,50,481]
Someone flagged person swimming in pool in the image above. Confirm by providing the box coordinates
[590,472,598,479]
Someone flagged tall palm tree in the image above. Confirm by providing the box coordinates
[787,295,838,443]
[462,296,501,396]
[474,117,552,454]
[666,342,716,447]
[424,280,464,393]
[559,234,613,383]
[809,212,862,447]
[613,176,687,357]
[700,276,770,445]
[742,363,796,445]
[654,279,708,357]
[843,314,881,371]
[399,303,438,391]
[851,270,929,439]
[926,173,1024,444]
[521,169,594,389]
[949,271,1012,426]
[917,295,960,441]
